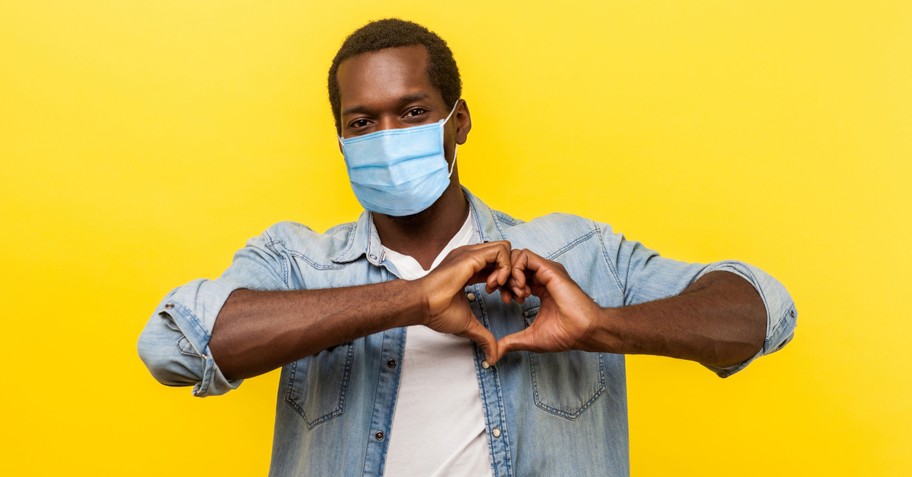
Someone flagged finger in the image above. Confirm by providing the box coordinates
[455,316,499,364]
[510,249,528,290]
[485,241,512,293]
[504,284,528,304]
[453,241,509,287]
[496,241,514,288]
[517,248,549,273]
[503,249,531,302]
[492,328,539,364]
[463,242,505,269]
[500,286,528,304]
[499,328,536,353]
[499,286,515,305]
[517,249,566,299]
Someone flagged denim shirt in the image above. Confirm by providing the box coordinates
[138,190,796,477]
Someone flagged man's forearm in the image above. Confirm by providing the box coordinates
[209,240,514,381]
[209,280,425,381]
[587,271,766,368]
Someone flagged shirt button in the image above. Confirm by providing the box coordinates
[466,292,477,302]
[387,359,397,369]
[369,254,377,260]
[481,360,490,370]
[492,427,501,438]
[164,303,174,310]
[375,431,384,441]
[790,309,796,318]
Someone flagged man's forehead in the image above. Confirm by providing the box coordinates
[337,45,443,107]
[338,44,429,74]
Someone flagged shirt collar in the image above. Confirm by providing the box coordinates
[330,187,505,265]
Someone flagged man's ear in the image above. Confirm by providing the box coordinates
[455,99,472,145]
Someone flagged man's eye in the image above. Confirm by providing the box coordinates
[349,119,370,129]
[405,108,427,117]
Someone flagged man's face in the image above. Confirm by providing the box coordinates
[336,45,469,161]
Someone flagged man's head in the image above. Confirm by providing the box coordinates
[330,19,472,220]
[328,18,462,135]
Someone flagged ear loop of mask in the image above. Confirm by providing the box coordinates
[447,145,458,178]
[442,100,460,125]
[445,100,461,178]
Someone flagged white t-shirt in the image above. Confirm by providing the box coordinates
[381,212,493,477]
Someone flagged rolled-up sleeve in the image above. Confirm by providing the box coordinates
[691,261,797,377]
[137,229,289,396]
[601,223,797,378]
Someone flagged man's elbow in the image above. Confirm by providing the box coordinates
[137,328,202,388]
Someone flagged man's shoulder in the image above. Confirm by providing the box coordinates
[491,209,608,254]
[254,219,359,257]
[493,209,599,234]
[261,219,356,239]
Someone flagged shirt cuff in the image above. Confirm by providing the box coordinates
[155,278,244,396]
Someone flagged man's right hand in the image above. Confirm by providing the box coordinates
[209,241,517,381]
[417,241,515,363]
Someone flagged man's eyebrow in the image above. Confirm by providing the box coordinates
[341,105,371,116]
[341,93,434,117]
[399,93,431,104]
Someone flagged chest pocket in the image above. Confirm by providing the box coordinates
[282,342,355,429]
[523,305,608,420]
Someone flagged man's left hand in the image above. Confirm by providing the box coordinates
[492,249,603,363]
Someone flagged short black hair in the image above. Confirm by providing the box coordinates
[328,18,462,134]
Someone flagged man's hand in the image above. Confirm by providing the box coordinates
[492,249,603,363]
[417,241,515,363]
[491,249,767,369]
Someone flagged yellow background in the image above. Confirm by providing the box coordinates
[2,1,909,475]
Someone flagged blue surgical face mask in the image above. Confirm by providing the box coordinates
[339,102,460,216]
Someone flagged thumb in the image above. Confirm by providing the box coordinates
[457,318,499,365]
[492,328,538,364]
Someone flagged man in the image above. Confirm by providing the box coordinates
[138,18,796,476]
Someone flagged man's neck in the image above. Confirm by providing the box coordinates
[372,184,469,270]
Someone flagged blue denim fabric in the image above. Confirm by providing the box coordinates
[138,189,796,476]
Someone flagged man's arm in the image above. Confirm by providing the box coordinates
[139,241,514,389]
[211,282,422,381]
[210,241,513,380]
[494,249,792,370]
